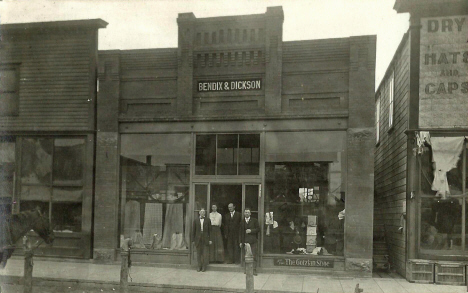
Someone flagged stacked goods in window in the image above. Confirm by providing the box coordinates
[306,215,317,253]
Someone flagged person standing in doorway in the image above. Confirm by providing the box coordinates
[224,203,241,264]
[192,208,212,272]
[239,207,259,275]
[209,204,224,262]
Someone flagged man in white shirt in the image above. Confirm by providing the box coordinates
[192,208,212,272]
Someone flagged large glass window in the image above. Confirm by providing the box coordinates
[375,95,381,144]
[19,137,85,232]
[195,134,260,176]
[120,134,191,250]
[0,65,20,116]
[419,138,468,254]
[263,162,344,256]
[388,72,394,129]
[0,136,15,217]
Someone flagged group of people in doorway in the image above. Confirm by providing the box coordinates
[192,203,259,275]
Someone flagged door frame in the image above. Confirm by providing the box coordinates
[190,181,263,265]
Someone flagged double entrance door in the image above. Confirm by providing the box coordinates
[193,183,261,265]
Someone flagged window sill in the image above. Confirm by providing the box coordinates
[262,253,344,260]
[120,248,190,255]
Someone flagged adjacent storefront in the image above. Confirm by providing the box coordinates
[0,20,106,259]
[377,0,468,283]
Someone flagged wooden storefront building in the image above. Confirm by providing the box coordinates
[374,0,468,284]
[95,7,376,275]
[0,19,107,259]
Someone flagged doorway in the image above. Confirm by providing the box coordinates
[193,183,260,265]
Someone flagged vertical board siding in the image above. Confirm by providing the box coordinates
[374,35,410,277]
[0,32,94,131]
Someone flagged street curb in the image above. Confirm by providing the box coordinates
[0,275,302,293]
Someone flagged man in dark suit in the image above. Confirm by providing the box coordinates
[239,207,259,275]
[224,203,241,264]
[192,208,212,272]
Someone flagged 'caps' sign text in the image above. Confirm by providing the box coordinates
[198,79,262,92]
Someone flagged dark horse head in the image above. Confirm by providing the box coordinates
[0,207,55,268]
[31,207,55,245]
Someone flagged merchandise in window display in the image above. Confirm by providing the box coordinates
[121,157,190,250]
[263,162,344,256]
[150,233,163,249]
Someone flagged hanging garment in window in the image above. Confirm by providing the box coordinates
[124,200,140,239]
[142,203,163,245]
[162,204,185,249]
[431,137,465,198]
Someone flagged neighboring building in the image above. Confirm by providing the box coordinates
[0,20,107,258]
[375,0,468,282]
[0,7,376,276]
[96,7,376,275]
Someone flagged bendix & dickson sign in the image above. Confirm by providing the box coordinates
[198,79,262,92]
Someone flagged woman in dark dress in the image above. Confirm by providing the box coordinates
[209,204,225,262]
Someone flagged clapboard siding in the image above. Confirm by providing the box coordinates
[282,39,350,113]
[282,39,350,63]
[374,33,410,277]
[99,49,179,118]
[0,28,98,132]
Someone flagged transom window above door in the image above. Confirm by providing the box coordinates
[195,134,260,176]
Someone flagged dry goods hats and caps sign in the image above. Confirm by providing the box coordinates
[419,15,468,128]
[198,79,262,92]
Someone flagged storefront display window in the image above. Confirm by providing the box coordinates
[19,137,85,232]
[0,136,15,217]
[195,134,260,176]
[120,134,191,250]
[263,162,345,256]
[418,137,468,254]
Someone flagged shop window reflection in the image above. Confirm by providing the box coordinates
[217,134,237,175]
[195,134,260,176]
[263,162,344,256]
[19,137,85,233]
[0,137,15,217]
[195,135,216,175]
[120,134,191,251]
[121,158,189,250]
[418,140,467,254]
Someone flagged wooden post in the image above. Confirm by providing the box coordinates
[120,238,132,293]
[244,243,254,293]
[23,236,33,293]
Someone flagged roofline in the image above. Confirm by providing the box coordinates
[177,6,283,23]
[0,19,108,32]
[394,0,468,14]
[98,47,178,54]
